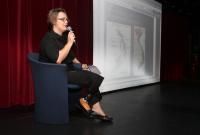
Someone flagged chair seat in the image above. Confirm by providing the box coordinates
[68,84,80,89]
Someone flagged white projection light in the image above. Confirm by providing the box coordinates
[93,0,162,92]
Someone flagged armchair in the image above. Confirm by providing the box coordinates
[28,52,81,124]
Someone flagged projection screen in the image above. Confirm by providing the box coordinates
[93,0,162,92]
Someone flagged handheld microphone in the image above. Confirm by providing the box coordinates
[66,26,77,47]
[66,26,73,32]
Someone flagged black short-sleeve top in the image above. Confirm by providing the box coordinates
[39,31,75,70]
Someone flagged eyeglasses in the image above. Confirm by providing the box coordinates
[57,17,70,22]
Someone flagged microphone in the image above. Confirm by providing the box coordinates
[66,26,73,32]
[66,26,77,46]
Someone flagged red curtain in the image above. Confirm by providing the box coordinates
[0,0,92,108]
[161,11,190,81]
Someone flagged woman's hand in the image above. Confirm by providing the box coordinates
[68,31,75,44]
[82,64,89,70]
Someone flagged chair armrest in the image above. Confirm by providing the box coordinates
[37,62,66,67]
[32,60,68,71]
[73,63,82,70]
[28,59,68,86]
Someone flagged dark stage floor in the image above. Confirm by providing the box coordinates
[1,81,200,135]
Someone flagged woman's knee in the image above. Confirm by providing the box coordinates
[93,73,104,83]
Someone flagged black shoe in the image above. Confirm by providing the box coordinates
[90,111,113,122]
[76,102,93,118]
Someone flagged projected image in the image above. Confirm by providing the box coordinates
[93,0,161,92]
[105,21,131,78]
[133,26,146,76]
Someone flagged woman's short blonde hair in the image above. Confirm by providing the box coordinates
[47,8,66,31]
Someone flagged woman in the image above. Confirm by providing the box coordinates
[39,8,112,122]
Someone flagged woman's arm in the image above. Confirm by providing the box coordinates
[56,32,75,64]
[72,57,89,70]
[72,58,81,64]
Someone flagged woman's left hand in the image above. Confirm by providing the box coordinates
[82,64,89,70]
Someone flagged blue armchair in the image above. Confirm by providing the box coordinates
[28,53,81,124]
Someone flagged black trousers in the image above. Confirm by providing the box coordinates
[67,70,104,106]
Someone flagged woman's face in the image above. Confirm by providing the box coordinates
[54,12,69,33]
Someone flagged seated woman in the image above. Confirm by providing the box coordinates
[39,8,112,122]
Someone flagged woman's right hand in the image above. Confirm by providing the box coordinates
[68,31,75,44]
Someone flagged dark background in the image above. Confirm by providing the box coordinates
[0,0,200,108]
[156,0,200,80]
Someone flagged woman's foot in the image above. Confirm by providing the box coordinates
[90,111,113,122]
[77,98,92,117]
[79,98,91,111]
[91,102,113,122]
[78,99,113,122]
[92,102,106,116]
